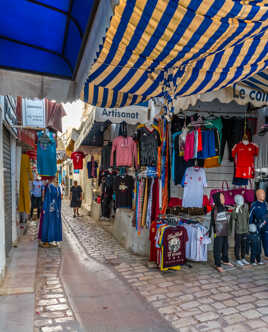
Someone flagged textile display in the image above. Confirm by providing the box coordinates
[71,151,86,170]
[113,175,134,209]
[87,156,98,178]
[41,183,62,243]
[182,167,207,208]
[19,153,33,214]
[232,142,259,179]
[37,130,57,177]
[110,136,137,167]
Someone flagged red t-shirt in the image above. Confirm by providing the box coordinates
[71,152,85,170]
[232,142,259,168]
[162,226,188,268]
[232,142,258,178]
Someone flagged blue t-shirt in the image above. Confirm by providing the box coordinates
[37,131,57,176]
[31,180,44,197]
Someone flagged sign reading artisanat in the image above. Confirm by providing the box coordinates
[94,105,148,124]
[22,99,46,128]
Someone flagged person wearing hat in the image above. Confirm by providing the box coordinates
[229,195,249,266]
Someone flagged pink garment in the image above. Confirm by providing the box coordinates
[184,131,195,162]
[110,136,137,167]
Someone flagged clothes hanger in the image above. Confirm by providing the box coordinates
[242,104,249,144]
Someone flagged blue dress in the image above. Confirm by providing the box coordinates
[41,184,62,243]
[37,130,57,176]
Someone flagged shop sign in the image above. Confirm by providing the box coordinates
[233,84,268,105]
[22,99,46,128]
[4,96,17,135]
[95,105,148,124]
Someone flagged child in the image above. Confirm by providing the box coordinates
[248,224,263,265]
[229,195,249,266]
[209,192,233,273]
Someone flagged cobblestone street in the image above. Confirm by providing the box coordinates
[60,202,268,332]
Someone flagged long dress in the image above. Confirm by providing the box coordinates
[41,184,62,243]
[18,154,33,214]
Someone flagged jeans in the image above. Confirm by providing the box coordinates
[234,233,247,260]
[214,236,229,267]
[31,196,42,219]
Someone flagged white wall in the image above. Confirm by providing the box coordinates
[0,108,6,281]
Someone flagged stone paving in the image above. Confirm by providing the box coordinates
[34,245,79,332]
[62,202,268,332]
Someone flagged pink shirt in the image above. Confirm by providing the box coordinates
[110,136,137,168]
[184,131,195,162]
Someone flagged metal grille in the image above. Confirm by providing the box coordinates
[3,127,12,256]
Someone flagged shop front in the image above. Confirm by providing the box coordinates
[82,91,268,271]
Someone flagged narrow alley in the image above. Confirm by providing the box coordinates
[30,202,268,332]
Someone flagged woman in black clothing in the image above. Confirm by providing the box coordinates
[209,192,233,272]
[70,181,83,217]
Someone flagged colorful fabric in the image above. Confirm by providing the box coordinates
[19,154,33,214]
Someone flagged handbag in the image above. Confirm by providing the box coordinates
[209,181,237,206]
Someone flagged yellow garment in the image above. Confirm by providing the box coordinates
[18,154,33,214]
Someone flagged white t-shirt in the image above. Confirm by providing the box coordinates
[182,167,207,208]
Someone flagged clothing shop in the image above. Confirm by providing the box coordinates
[88,87,268,271]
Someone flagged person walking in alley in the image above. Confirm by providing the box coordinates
[70,181,83,218]
[30,175,44,220]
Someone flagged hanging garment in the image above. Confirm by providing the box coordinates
[184,131,195,161]
[136,126,161,167]
[161,226,189,269]
[37,130,57,176]
[19,154,33,214]
[41,184,62,243]
[114,175,134,209]
[232,142,259,179]
[87,157,98,178]
[182,167,207,208]
[110,136,137,167]
[71,151,86,170]
[100,142,113,172]
[38,183,48,240]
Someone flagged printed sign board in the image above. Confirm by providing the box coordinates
[22,99,46,128]
[94,105,148,124]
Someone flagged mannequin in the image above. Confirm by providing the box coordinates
[249,189,268,257]
[229,195,249,266]
[41,177,62,248]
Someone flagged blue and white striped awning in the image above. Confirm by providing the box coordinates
[242,68,268,92]
[82,0,268,109]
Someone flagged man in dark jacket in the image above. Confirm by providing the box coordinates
[249,189,268,257]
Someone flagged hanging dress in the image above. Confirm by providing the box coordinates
[18,154,33,214]
[41,184,62,243]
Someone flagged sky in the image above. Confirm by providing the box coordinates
[62,100,84,132]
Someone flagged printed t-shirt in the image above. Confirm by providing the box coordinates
[71,152,85,170]
[232,142,259,178]
[113,175,134,209]
[136,127,161,167]
[162,226,188,267]
[182,167,207,208]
